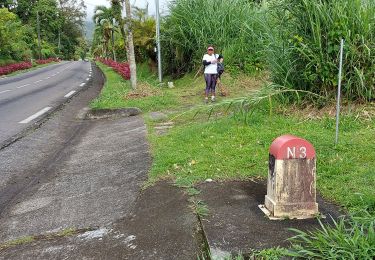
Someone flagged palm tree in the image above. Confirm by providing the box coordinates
[132,5,148,22]
[93,5,116,60]
[111,0,137,89]
[123,0,137,89]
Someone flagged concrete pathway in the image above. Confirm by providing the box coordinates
[198,180,344,259]
[0,64,200,259]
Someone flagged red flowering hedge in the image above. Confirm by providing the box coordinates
[35,58,60,64]
[97,58,130,80]
[0,58,60,76]
[0,61,32,76]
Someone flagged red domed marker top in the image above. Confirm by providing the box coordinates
[269,135,315,159]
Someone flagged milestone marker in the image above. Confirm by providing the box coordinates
[259,135,319,219]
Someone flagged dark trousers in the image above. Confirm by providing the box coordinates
[204,73,217,95]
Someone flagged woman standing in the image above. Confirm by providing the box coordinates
[202,45,223,103]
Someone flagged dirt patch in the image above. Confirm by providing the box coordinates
[234,73,268,91]
[279,102,375,121]
[124,82,161,100]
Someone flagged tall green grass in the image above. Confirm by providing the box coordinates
[288,214,375,259]
[163,0,375,102]
[161,0,266,76]
[266,0,375,102]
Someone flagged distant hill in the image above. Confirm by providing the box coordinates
[84,20,95,42]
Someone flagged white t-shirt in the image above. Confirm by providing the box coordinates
[203,54,219,74]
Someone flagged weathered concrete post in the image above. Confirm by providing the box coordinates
[260,135,319,219]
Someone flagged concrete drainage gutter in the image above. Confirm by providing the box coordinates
[77,107,142,120]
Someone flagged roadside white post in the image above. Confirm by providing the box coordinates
[335,39,345,145]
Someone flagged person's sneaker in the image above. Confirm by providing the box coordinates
[204,97,209,103]
[211,96,216,102]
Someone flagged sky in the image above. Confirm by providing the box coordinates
[84,0,170,21]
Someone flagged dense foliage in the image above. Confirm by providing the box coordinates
[0,8,33,62]
[35,58,60,64]
[96,57,130,80]
[161,0,265,76]
[267,0,375,102]
[91,5,156,64]
[0,0,87,62]
[162,0,375,102]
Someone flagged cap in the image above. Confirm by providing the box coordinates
[207,46,214,51]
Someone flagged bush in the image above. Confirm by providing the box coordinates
[0,59,16,67]
[266,0,375,102]
[0,61,32,76]
[35,58,60,65]
[161,0,266,76]
[96,57,130,80]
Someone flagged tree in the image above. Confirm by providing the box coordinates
[1,0,86,61]
[0,8,32,61]
[110,0,128,59]
[0,0,16,10]
[14,0,38,23]
[93,5,115,59]
[122,0,137,89]
[132,6,156,62]
[57,0,86,59]
[110,0,136,89]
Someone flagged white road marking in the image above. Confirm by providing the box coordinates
[17,84,30,89]
[45,77,51,79]
[19,107,52,124]
[0,89,11,94]
[86,78,90,81]
[80,83,85,87]
[64,91,76,98]
[34,80,43,83]
[52,74,57,76]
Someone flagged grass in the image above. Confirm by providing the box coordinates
[288,216,375,259]
[266,0,375,101]
[90,62,178,111]
[94,61,374,258]
[0,236,35,251]
[161,0,266,76]
[94,61,375,217]
[149,105,375,214]
[191,199,210,218]
[0,227,92,251]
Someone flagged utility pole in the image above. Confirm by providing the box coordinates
[155,0,162,82]
[37,11,42,59]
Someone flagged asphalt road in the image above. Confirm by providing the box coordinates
[0,61,92,146]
